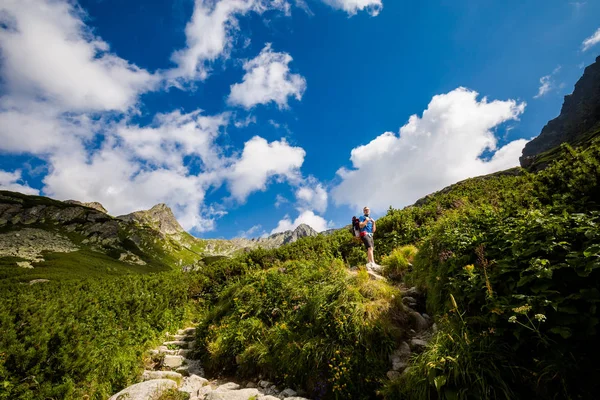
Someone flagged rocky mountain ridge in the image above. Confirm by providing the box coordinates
[520,55,600,167]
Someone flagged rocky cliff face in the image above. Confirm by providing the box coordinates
[118,204,184,236]
[520,55,600,167]
[64,200,109,214]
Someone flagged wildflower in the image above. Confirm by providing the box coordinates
[534,314,547,322]
[450,294,458,311]
[512,305,532,314]
[508,316,517,323]
[464,264,475,274]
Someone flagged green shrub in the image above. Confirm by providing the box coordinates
[381,245,418,279]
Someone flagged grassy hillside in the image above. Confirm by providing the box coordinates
[1,139,599,399]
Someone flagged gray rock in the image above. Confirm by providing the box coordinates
[141,370,182,382]
[180,374,209,397]
[405,287,420,297]
[216,382,240,391]
[17,261,33,269]
[163,355,185,368]
[259,396,280,400]
[205,388,261,400]
[108,379,177,400]
[258,380,273,389]
[409,338,428,352]
[286,397,311,400]
[29,279,49,285]
[280,388,297,398]
[402,296,417,306]
[411,311,429,332]
[246,381,257,388]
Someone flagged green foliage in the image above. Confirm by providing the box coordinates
[196,259,406,399]
[381,245,417,279]
[401,141,600,399]
[0,271,205,399]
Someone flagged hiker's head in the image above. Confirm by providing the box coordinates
[363,206,370,216]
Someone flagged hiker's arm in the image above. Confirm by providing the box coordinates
[359,219,369,228]
[372,220,376,233]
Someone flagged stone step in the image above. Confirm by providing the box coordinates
[108,379,177,400]
[163,340,195,349]
[177,348,192,357]
[168,334,193,341]
[163,355,185,369]
[178,327,196,336]
[141,370,183,382]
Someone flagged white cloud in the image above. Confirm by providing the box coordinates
[228,44,306,109]
[295,179,328,213]
[534,66,561,99]
[0,0,158,113]
[275,194,289,208]
[321,0,383,16]
[234,115,257,128]
[271,210,332,233]
[534,75,552,99]
[226,136,306,201]
[332,87,527,211]
[237,224,265,238]
[582,27,600,52]
[0,169,39,195]
[168,0,291,82]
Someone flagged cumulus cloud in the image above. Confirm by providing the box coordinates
[331,88,527,211]
[295,179,328,213]
[226,136,306,201]
[0,169,39,195]
[0,0,158,113]
[270,210,332,234]
[228,44,306,109]
[168,0,291,82]
[582,27,600,52]
[321,0,383,16]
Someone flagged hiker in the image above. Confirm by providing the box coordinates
[359,206,381,271]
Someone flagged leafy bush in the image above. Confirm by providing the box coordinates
[195,258,408,399]
[381,245,418,279]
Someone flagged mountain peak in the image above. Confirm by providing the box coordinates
[118,203,184,236]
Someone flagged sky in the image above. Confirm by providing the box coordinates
[1,0,599,239]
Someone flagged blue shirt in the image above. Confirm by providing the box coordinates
[359,215,373,234]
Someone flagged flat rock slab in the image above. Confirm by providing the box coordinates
[163,355,185,368]
[141,370,182,382]
[180,374,209,397]
[108,379,177,400]
[205,388,260,400]
[216,382,241,391]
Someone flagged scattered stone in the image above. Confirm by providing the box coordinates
[402,296,417,306]
[259,396,279,400]
[405,287,420,297]
[108,379,177,400]
[246,382,257,388]
[17,261,33,269]
[163,355,185,368]
[163,340,192,348]
[281,388,298,397]
[258,380,272,389]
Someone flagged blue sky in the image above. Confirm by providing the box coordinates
[0,0,599,239]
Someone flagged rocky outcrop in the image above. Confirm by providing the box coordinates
[118,203,184,236]
[520,56,600,167]
[64,200,108,214]
[0,228,78,263]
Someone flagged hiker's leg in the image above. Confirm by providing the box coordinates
[367,245,374,264]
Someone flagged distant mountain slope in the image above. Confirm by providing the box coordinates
[0,191,206,282]
[521,55,600,168]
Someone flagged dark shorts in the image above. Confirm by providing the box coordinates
[361,234,374,249]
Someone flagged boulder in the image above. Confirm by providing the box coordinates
[108,379,177,400]
[387,370,401,380]
[402,296,417,306]
[410,311,430,332]
[205,388,261,400]
[258,380,273,389]
[180,374,209,397]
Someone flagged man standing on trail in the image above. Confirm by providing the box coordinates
[359,206,381,271]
